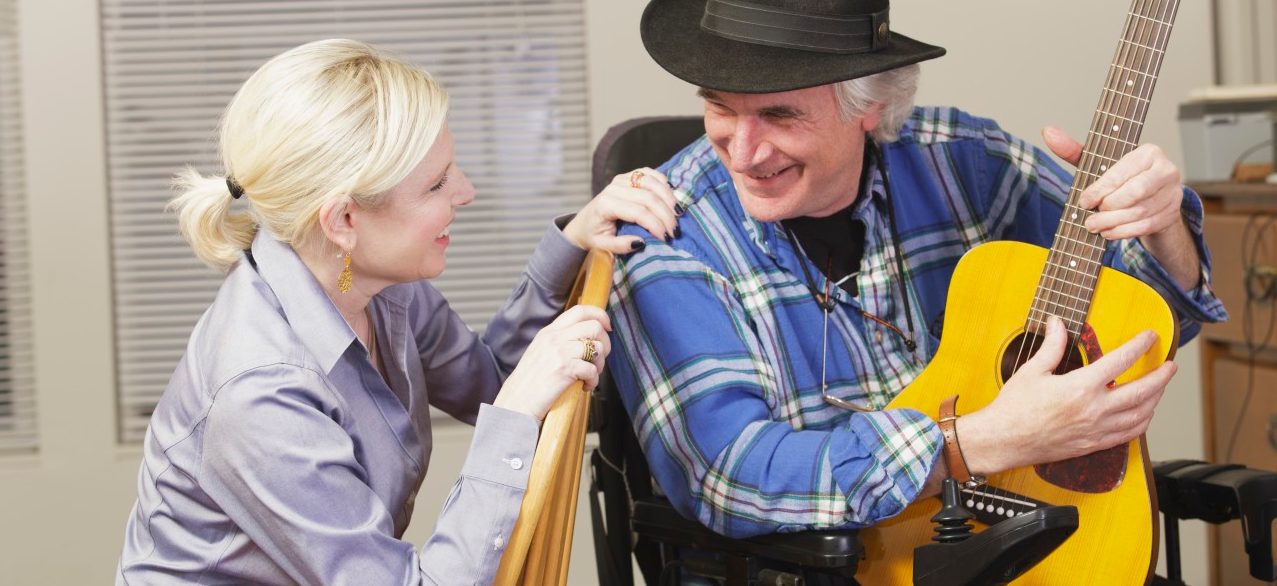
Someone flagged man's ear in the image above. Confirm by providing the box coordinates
[318,196,357,252]
[860,103,884,134]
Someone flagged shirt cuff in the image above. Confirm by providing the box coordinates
[834,409,942,525]
[1116,187,1228,325]
[460,403,541,489]
[525,216,588,297]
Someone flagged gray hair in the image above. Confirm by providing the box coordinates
[832,64,920,143]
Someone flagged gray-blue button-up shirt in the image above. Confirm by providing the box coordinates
[118,223,586,585]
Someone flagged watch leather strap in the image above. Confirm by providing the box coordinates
[938,394,985,489]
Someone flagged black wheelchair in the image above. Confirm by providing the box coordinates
[585,117,1277,586]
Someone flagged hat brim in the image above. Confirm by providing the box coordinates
[641,0,946,94]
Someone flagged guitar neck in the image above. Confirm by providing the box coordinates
[1029,0,1182,336]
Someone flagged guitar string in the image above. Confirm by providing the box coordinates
[1001,0,1174,511]
[1022,0,1165,374]
[1011,0,1153,506]
[1049,0,1175,499]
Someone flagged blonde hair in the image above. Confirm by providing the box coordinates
[170,39,449,271]
[833,64,920,143]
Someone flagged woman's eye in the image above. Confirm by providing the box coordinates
[429,174,449,193]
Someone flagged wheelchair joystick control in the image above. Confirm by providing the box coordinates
[914,479,1079,586]
[931,478,976,544]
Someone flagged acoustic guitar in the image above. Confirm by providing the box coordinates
[856,0,1182,582]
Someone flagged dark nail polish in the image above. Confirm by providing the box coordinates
[630,240,646,251]
[673,226,682,239]
[674,203,685,216]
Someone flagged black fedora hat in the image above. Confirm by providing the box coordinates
[641,0,945,94]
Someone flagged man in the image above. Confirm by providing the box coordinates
[606,0,1227,541]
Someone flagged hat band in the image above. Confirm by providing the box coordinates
[701,0,890,55]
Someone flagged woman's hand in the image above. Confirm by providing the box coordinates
[493,305,612,421]
[562,167,682,253]
[955,316,1176,475]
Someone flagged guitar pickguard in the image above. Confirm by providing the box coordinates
[1034,323,1128,493]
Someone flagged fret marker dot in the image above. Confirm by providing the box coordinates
[1070,260,1077,268]
[1126,80,1134,87]
[1111,124,1120,132]
[1071,212,1078,220]
[1100,165,1107,172]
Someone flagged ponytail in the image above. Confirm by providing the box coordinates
[168,166,257,272]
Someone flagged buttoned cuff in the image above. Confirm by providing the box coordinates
[461,403,541,489]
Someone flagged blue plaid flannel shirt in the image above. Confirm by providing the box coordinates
[606,106,1227,538]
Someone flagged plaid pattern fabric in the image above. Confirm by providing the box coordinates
[607,106,1227,538]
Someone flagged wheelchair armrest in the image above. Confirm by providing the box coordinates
[1154,459,1277,582]
[631,496,863,572]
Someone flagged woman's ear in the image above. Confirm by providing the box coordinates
[318,196,358,252]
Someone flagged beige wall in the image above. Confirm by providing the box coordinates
[0,1,1222,585]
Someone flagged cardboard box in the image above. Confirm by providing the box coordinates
[1211,358,1277,585]
[1201,213,1277,346]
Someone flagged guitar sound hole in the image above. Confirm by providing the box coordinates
[998,331,1087,384]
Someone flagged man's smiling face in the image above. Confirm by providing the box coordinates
[701,85,880,221]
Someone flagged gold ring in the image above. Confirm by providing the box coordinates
[578,338,598,362]
[629,169,645,189]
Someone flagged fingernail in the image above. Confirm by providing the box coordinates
[667,179,674,188]
[673,226,682,239]
[674,203,685,217]
[630,240,646,251]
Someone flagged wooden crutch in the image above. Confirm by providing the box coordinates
[494,249,614,586]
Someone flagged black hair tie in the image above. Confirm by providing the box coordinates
[226,177,245,200]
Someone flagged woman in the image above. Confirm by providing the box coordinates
[116,39,678,585]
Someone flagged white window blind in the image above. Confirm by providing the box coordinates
[103,0,591,443]
[0,0,36,454]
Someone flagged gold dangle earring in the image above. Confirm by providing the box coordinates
[337,250,353,293]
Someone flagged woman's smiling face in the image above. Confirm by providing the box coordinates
[352,125,475,285]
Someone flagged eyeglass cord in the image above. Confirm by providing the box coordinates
[787,137,918,352]
[867,136,919,353]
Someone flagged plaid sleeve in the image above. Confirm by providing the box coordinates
[1111,187,1228,343]
[607,242,941,538]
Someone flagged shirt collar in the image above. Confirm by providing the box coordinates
[248,230,359,374]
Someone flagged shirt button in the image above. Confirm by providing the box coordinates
[507,457,523,470]
[875,330,884,343]
[493,535,505,550]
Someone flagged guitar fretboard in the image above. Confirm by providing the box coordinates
[1028,0,1181,337]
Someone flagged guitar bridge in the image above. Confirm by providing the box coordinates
[958,486,1053,526]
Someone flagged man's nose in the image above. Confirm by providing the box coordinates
[727,118,771,172]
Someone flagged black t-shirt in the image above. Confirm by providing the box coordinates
[782,210,865,297]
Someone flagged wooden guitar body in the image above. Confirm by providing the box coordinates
[855,240,1177,584]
